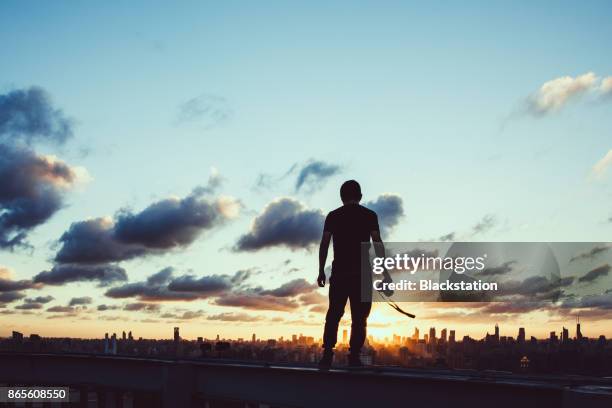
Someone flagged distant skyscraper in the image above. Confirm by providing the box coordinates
[413,327,419,340]
[104,333,109,354]
[128,331,133,341]
[449,330,455,344]
[122,331,126,341]
[562,327,569,343]
[429,327,436,344]
[576,316,582,340]
[441,328,447,342]
[111,333,117,354]
[518,327,526,343]
[174,327,180,342]
[252,333,256,342]
[494,324,499,341]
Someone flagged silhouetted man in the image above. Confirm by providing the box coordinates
[317,180,384,368]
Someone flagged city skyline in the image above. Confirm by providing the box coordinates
[1,1,612,341]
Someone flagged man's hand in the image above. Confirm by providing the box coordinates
[317,271,326,287]
[381,270,394,297]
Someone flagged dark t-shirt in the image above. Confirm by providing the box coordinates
[323,203,379,275]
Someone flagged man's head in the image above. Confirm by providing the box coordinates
[340,180,362,203]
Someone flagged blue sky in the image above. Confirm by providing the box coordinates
[1,1,611,340]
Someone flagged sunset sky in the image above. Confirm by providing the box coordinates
[1,1,611,341]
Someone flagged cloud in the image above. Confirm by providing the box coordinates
[364,194,404,232]
[578,264,610,283]
[438,232,455,242]
[569,245,611,263]
[176,94,232,129]
[0,144,84,249]
[471,214,496,236]
[235,198,324,251]
[295,160,342,192]
[601,77,612,98]
[259,278,317,297]
[0,292,26,303]
[105,268,248,301]
[55,188,237,263]
[15,302,43,310]
[69,296,92,306]
[526,72,597,115]
[206,312,264,322]
[97,304,119,311]
[0,277,37,292]
[161,310,203,320]
[215,293,299,311]
[47,305,75,313]
[0,86,73,145]
[123,302,161,312]
[24,295,54,304]
[476,260,517,277]
[34,264,127,286]
[589,150,612,180]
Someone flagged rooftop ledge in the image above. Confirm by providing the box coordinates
[1,352,611,407]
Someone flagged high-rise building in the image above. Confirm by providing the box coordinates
[449,330,455,344]
[412,327,419,340]
[576,316,582,340]
[111,333,117,354]
[252,333,256,343]
[517,328,525,343]
[429,327,436,344]
[441,328,447,342]
[562,327,569,343]
[494,324,499,341]
[104,333,109,354]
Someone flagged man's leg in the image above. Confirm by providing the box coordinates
[322,280,348,350]
[348,283,372,359]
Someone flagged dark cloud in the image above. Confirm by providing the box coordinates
[0,277,37,292]
[570,245,611,263]
[561,292,612,310]
[105,268,247,301]
[213,278,318,311]
[578,264,610,283]
[476,261,517,277]
[34,264,127,286]
[47,305,75,313]
[363,193,404,230]
[97,304,119,311]
[259,278,316,297]
[69,296,92,306]
[295,160,342,192]
[0,144,81,249]
[55,189,234,263]
[0,292,26,303]
[364,194,404,232]
[215,293,299,311]
[24,295,54,304]
[0,86,73,145]
[234,198,324,251]
[123,302,161,312]
[15,302,43,310]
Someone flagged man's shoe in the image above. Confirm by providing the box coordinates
[318,350,333,369]
[347,353,363,368]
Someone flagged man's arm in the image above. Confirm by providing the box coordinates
[371,230,385,259]
[318,231,332,287]
[372,230,393,293]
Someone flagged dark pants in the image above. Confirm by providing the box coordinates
[322,275,372,354]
